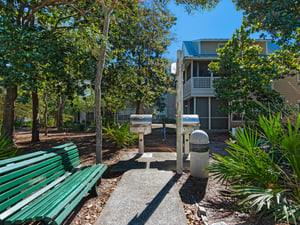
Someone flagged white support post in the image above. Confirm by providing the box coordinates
[176,50,183,174]
[191,60,194,88]
[194,97,196,114]
[208,96,211,130]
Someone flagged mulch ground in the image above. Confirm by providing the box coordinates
[13,128,287,225]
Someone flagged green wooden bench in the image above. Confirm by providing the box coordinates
[0,142,107,225]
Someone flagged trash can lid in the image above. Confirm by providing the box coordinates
[190,130,209,144]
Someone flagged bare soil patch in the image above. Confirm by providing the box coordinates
[13,129,286,225]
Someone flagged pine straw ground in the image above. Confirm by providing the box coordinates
[14,129,287,225]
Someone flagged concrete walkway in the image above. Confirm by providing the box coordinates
[95,153,188,225]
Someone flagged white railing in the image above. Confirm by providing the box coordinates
[193,77,218,89]
[183,77,219,98]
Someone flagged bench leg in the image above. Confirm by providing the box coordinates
[89,184,99,197]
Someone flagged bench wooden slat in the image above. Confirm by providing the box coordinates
[0,149,79,175]
[0,163,65,201]
[32,168,95,222]
[8,167,87,223]
[0,153,79,193]
[52,164,107,225]
[39,166,99,220]
[0,149,79,184]
[0,145,80,214]
[0,171,72,221]
[0,170,65,213]
[0,143,75,167]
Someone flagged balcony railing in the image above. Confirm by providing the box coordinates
[193,77,218,88]
[183,77,219,99]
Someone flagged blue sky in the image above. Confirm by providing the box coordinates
[166,0,243,61]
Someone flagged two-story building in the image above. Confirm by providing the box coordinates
[180,38,299,131]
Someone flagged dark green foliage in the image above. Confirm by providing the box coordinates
[13,120,24,129]
[233,0,300,51]
[103,122,138,148]
[208,113,300,223]
[63,120,85,131]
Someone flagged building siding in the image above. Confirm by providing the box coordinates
[200,41,227,55]
[273,76,300,105]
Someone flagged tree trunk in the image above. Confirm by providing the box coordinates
[95,0,117,164]
[43,91,48,136]
[56,96,66,129]
[135,101,141,114]
[1,86,17,140]
[31,90,40,142]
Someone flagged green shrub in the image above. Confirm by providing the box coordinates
[63,120,85,131]
[24,120,33,128]
[208,113,300,223]
[103,122,138,148]
[14,120,24,129]
[0,135,19,160]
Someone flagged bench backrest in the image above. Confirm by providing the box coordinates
[0,142,80,214]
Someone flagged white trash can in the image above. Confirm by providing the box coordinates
[190,130,209,178]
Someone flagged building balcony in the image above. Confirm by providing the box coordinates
[183,77,218,99]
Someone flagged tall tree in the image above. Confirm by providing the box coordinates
[0,1,93,141]
[102,1,176,115]
[209,27,298,123]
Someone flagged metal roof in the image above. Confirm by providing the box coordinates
[182,39,280,57]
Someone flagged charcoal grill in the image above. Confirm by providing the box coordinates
[130,114,152,154]
[182,115,200,154]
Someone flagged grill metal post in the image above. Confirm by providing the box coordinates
[184,133,189,154]
[138,133,144,154]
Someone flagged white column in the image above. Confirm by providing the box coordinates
[194,97,196,114]
[176,50,183,174]
[208,97,211,130]
[191,60,194,89]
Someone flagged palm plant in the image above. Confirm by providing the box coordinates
[232,186,299,223]
[103,122,138,148]
[0,135,19,160]
[209,127,282,188]
[208,113,300,223]
[280,114,300,202]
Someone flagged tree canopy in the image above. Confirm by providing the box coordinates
[210,0,300,122]
[233,0,300,51]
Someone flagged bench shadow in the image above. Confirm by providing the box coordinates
[127,174,181,225]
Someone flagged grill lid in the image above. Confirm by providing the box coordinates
[130,114,152,126]
[182,115,200,125]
